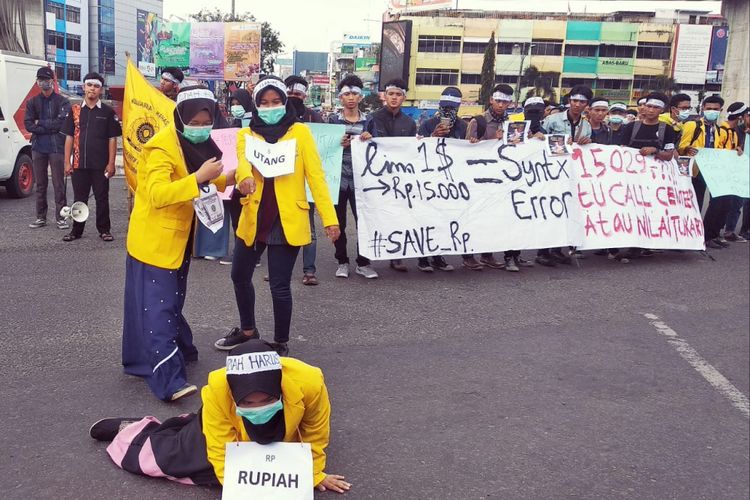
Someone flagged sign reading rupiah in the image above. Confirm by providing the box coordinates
[351,138,704,260]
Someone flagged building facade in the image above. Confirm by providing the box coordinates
[44,0,90,91]
[386,9,729,112]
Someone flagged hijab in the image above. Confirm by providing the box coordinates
[250,77,299,144]
[232,88,254,114]
[226,340,286,445]
[174,86,223,173]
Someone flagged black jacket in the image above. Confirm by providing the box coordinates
[366,107,417,138]
[24,92,71,154]
[418,115,467,139]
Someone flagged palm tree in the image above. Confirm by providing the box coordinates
[521,66,558,102]
[643,75,679,95]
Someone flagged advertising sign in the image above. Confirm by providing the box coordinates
[136,10,158,77]
[672,24,713,85]
[189,22,225,79]
[224,23,262,81]
[706,26,729,83]
[155,22,191,68]
[379,21,412,91]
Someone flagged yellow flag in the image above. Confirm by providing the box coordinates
[122,58,175,191]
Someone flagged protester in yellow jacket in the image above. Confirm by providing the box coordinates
[92,340,351,494]
[123,86,232,402]
[214,76,340,355]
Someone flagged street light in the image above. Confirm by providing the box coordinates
[513,43,534,107]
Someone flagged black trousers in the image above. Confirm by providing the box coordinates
[334,187,370,266]
[692,173,707,213]
[703,195,732,241]
[71,169,110,236]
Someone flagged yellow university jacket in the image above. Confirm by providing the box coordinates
[201,358,331,486]
[678,118,735,153]
[127,124,227,269]
[234,123,338,247]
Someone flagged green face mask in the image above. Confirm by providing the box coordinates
[257,105,286,125]
[230,105,245,118]
[181,125,212,144]
[236,399,283,425]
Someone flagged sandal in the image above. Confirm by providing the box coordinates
[62,232,81,242]
[302,273,319,286]
[99,232,114,242]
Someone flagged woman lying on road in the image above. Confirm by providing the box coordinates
[91,340,351,493]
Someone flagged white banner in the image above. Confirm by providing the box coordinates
[244,136,296,178]
[222,442,313,500]
[351,138,704,260]
[673,24,713,85]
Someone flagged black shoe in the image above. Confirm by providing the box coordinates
[705,239,723,249]
[716,238,730,248]
[89,417,141,441]
[416,257,434,272]
[593,249,608,256]
[535,255,557,267]
[214,327,260,351]
[170,383,198,402]
[550,250,572,265]
[432,256,454,271]
[269,342,289,357]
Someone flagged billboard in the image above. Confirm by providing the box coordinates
[388,0,454,12]
[223,23,262,81]
[379,20,412,91]
[155,22,191,68]
[136,10,158,77]
[672,24,713,85]
[706,26,729,83]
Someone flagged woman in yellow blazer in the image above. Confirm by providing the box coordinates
[214,76,339,355]
[92,340,351,494]
[123,86,233,402]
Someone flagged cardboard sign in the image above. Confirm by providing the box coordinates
[210,128,241,200]
[305,123,345,203]
[193,183,225,233]
[222,442,314,500]
[244,135,297,178]
[694,147,750,198]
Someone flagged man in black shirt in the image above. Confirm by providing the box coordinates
[588,98,611,145]
[607,103,628,145]
[361,78,417,272]
[61,72,122,242]
[617,92,677,161]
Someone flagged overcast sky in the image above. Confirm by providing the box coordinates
[163,0,722,53]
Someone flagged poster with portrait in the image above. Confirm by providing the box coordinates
[546,134,571,157]
[136,10,158,77]
[506,121,530,144]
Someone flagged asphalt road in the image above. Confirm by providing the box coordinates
[1,178,748,500]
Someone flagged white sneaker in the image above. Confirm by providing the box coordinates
[204,256,218,261]
[355,265,379,279]
[335,264,349,278]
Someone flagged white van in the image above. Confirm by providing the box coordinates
[0,51,49,198]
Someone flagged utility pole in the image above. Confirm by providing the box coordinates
[231,0,235,18]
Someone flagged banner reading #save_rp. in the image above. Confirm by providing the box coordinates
[350,138,705,260]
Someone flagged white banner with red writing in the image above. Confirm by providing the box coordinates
[350,138,704,260]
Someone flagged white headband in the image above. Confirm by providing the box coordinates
[645,99,665,108]
[226,351,281,375]
[638,98,646,105]
[288,82,308,95]
[84,79,103,87]
[385,85,406,95]
[570,94,588,102]
[176,88,215,104]
[338,85,362,97]
[440,94,462,104]
[609,103,627,111]
[590,100,609,109]
[524,96,545,106]
[254,78,288,101]
[492,92,512,101]
[728,104,748,117]
[161,72,180,85]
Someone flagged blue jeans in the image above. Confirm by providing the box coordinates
[231,239,300,343]
[724,196,748,233]
[302,203,316,274]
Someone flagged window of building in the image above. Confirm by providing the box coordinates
[417,35,461,53]
[494,74,518,84]
[632,75,660,89]
[415,68,459,86]
[636,42,671,60]
[564,45,598,57]
[463,42,487,54]
[531,40,563,56]
[46,1,64,20]
[66,6,81,24]
[497,42,517,55]
[67,63,81,82]
[66,34,81,52]
[598,45,634,58]
[562,77,595,88]
[54,65,65,81]
[99,0,116,74]
[461,73,482,84]
[47,30,65,50]
[596,79,630,90]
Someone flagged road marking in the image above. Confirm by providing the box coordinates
[644,313,749,419]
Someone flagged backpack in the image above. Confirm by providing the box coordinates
[472,114,487,140]
[630,121,667,148]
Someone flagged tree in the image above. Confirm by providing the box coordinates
[189,8,283,74]
[520,65,558,103]
[479,32,496,107]
[362,91,383,112]
[643,75,679,95]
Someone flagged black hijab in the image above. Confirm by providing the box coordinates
[174,85,223,173]
[250,77,299,144]
[226,340,286,445]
